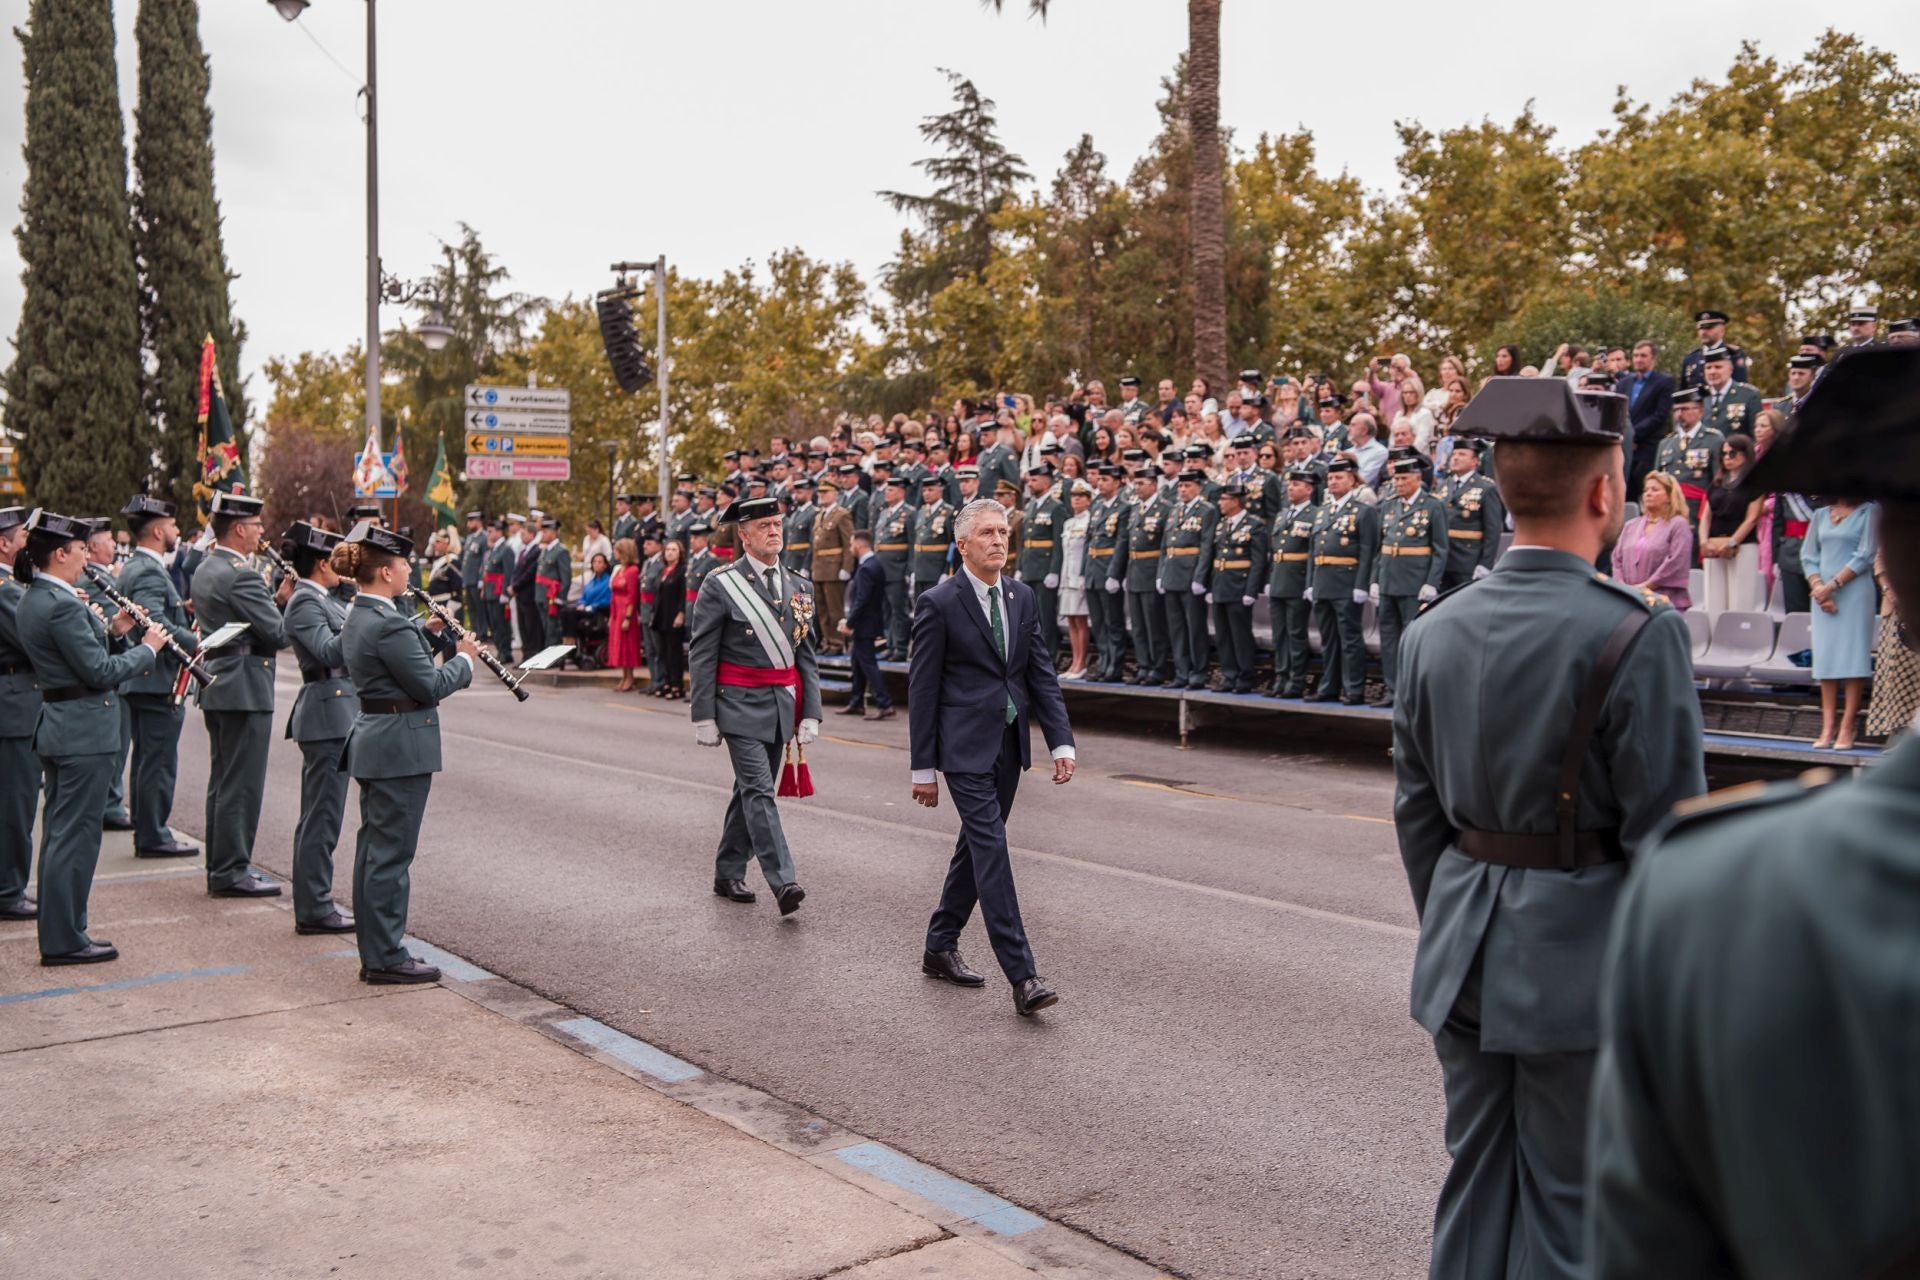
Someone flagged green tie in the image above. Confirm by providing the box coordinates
[988,584,1016,723]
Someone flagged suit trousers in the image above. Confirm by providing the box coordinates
[351,772,432,971]
[202,710,273,890]
[884,578,911,659]
[1,736,42,905]
[1313,598,1368,698]
[715,736,798,889]
[925,722,1035,985]
[103,697,130,823]
[1377,595,1422,696]
[1271,598,1312,694]
[1212,600,1257,690]
[488,598,514,662]
[1087,586,1123,679]
[34,751,113,957]
[1165,591,1209,686]
[293,738,349,924]
[847,633,891,709]
[126,695,183,849]
[815,577,847,652]
[514,588,543,659]
[1127,590,1169,680]
[1429,968,1592,1280]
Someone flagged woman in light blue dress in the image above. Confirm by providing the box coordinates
[1803,500,1878,748]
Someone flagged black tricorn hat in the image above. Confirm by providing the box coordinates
[721,496,783,524]
[344,520,412,559]
[121,494,176,522]
[346,501,381,518]
[1284,467,1319,484]
[281,521,342,558]
[209,492,266,518]
[0,506,27,534]
[1741,347,1920,503]
[25,508,91,540]
[1449,377,1625,444]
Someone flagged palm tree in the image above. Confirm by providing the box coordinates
[983,0,1226,390]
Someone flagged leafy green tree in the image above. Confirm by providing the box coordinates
[1502,290,1698,381]
[133,0,245,516]
[6,0,146,514]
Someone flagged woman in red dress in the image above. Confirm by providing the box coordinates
[608,537,644,691]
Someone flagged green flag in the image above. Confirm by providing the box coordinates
[193,333,246,522]
[424,434,459,530]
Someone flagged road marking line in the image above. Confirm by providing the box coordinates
[0,964,249,1007]
[833,1141,1045,1236]
[90,866,203,883]
[442,730,1418,941]
[552,1015,703,1083]
[402,937,496,982]
[1340,814,1394,826]
[821,734,889,750]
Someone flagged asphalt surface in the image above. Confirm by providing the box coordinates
[173,667,1445,1279]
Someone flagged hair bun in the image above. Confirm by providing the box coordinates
[329,541,363,577]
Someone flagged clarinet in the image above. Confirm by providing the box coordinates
[81,565,214,691]
[404,587,531,702]
[255,538,295,588]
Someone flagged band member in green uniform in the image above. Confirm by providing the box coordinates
[0,506,43,921]
[279,522,357,935]
[13,509,165,964]
[191,492,293,897]
[115,496,200,858]
[335,523,480,983]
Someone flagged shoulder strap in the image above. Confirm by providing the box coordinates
[1556,610,1652,866]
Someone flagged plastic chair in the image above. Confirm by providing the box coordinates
[1749,613,1816,685]
[1684,609,1711,661]
[1692,612,1776,681]
[1688,567,1705,604]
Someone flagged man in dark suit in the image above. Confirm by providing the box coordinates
[908,497,1075,1017]
[511,525,543,659]
[836,530,893,719]
[1617,340,1675,496]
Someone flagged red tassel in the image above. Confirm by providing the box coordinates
[795,744,814,798]
[777,742,799,797]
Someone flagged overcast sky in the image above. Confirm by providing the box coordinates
[3,0,1917,416]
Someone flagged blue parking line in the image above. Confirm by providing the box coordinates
[401,938,496,982]
[833,1141,1045,1236]
[0,964,249,1007]
[552,1016,703,1083]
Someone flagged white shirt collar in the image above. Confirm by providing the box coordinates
[40,572,80,597]
[960,563,1002,603]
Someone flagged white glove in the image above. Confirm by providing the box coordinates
[1156,582,1166,595]
[1044,573,1059,589]
[1242,595,1256,608]
[838,570,851,581]
[1368,584,1380,605]
[796,718,820,746]
[1104,578,1120,595]
[1303,587,1315,603]
[1205,591,1215,604]
[1472,565,1490,581]
[1191,581,1207,596]
[1352,589,1370,605]
[1418,585,1438,603]
[694,720,721,748]
[906,574,916,588]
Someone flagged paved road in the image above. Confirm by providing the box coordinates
[174,668,1446,1279]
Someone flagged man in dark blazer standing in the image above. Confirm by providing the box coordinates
[908,497,1075,1016]
[1617,340,1675,496]
[836,529,893,718]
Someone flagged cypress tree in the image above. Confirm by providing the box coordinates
[133,0,245,515]
[5,0,147,515]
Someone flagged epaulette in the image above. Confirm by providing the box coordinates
[788,567,813,583]
[1661,767,1842,836]
[1591,571,1666,612]
[1416,577,1480,616]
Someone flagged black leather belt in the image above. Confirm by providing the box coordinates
[302,667,350,685]
[42,686,109,704]
[249,643,280,658]
[1457,829,1624,869]
[359,697,425,715]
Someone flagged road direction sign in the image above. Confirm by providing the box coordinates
[463,408,571,436]
[465,433,571,457]
[464,384,570,412]
[463,457,572,481]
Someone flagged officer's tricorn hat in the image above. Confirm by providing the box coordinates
[1449,437,1486,455]
[346,501,380,518]
[1448,377,1626,445]
[1389,457,1424,476]
[1219,482,1249,499]
[1787,352,1825,370]
[1324,457,1358,475]
[1741,347,1920,504]
[919,473,945,487]
[281,521,342,558]
[1700,345,1734,365]
[1176,468,1208,484]
[121,494,176,522]
[209,492,265,518]
[24,508,90,540]
[721,496,782,524]
[0,506,27,534]
[1284,467,1319,484]
[344,520,412,559]
[687,521,713,537]
[1671,386,1703,405]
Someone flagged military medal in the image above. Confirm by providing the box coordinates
[790,591,814,647]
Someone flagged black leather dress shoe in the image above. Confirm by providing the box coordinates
[102,814,134,832]
[209,875,282,898]
[43,941,118,966]
[922,948,986,986]
[1369,695,1394,710]
[834,702,866,716]
[713,878,756,903]
[777,883,807,916]
[0,896,37,921]
[1339,694,1364,706]
[136,841,198,859]
[871,706,896,720]
[1012,976,1059,1016]
[359,958,440,985]
[295,910,356,935]
[1304,688,1339,703]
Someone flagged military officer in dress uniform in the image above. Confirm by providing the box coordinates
[459,510,488,632]
[610,494,640,548]
[1653,387,1723,557]
[1157,469,1217,691]
[0,507,43,922]
[1368,457,1450,711]
[833,462,871,532]
[1699,344,1765,438]
[1208,484,1268,694]
[1393,376,1705,1280]
[1284,426,1329,504]
[666,490,697,543]
[1835,305,1881,358]
[1125,471,1172,685]
[13,509,166,963]
[1225,439,1281,520]
[896,441,929,507]
[335,524,480,984]
[910,476,956,611]
[1263,470,1320,698]
[80,521,134,833]
[685,523,718,611]
[974,423,1021,498]
[191,492,292,898]
[1315,396,1352,453]
[690,496,822,916]
[115,496,199,858]
[809,484,855,653]
[1438,441,1504,590]
[277,522,357,936]
[871,477,915,660]
[1085,466,1131,683]
[1679,308,1749,391]
[923,441,963,509]
[783,477,817,574]
[533,517,571,649]
[1016,465,1066,666]
[1303,458,1378,704]
[1586,347,1920,1278]
[484,514,522,661]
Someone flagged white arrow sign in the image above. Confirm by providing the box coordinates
[464,408,571,436]
[464,384,571,411]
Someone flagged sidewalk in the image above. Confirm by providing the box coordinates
[0,833,1163,1279]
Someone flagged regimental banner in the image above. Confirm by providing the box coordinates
[463,457,572,481]
[465,433,571,457]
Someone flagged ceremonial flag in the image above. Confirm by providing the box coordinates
[193,334,246,521]
[353,421,388,495]
[388,430,410,496]
[424,434,459,530]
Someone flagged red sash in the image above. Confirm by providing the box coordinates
[714,546,736,560]
[716,661,812,796]
[1679,483,1708,507]
[1784,520,1809,539]
[483,571,504,594]
[535,575,562,615]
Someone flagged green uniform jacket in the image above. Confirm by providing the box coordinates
[1087,495,1129,588]
[534,542,571,613]
[459,530,488,590]
[667,508,697,541]
[871,502,914,585]
[116,550,198,699]
[1439,472,1504,579]
[1372,491,1450,596]
[1158,497,1217,591]
[1124,496,1170,592]
[1587,739,1920,1278]
[1016,495,1066,582]
[340,593,473,778]
[483,539,515,601]
[975,444,1021,495]
[1655,426,1726,508]
[1392,550,1704,1054]
[639,552,664,626]
[611,513,640,547]
[836,486,870,533]
[895,462,928,505]
[1702,381,1766,437]
[1305,495,1379,599]
[191,547,286,713]
[1211,510,1270,599]
[783,502,816,574]
[15,577,156,756]
[910,501,955,584]
[283,582,354,743]
[685,549,717,608]
[0,576,42,737]
[687,560,823,744]
[1266,502,1320,599]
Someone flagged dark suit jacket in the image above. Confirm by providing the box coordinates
[1619,370,1676,472]
[845,554,887,639]
[511,540,540,595]
[908,571,1073,776]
